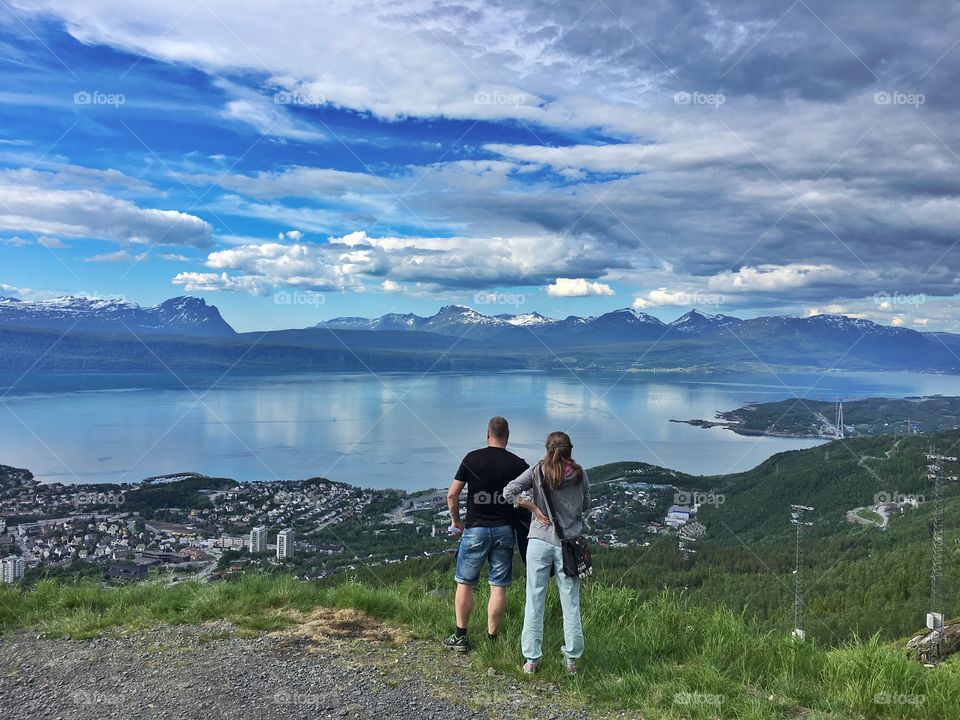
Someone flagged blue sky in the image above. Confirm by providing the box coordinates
[1,1,959,332]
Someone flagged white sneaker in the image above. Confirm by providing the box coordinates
[522,661,537,675]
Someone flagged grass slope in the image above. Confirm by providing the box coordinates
[1,572,957,719]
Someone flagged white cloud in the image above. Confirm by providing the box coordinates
[37,236,69,249]
[795,295,951,331]
[381,279,405,292]
[546,278,615,297]
[202,242,348,290]
[278,230,303,241]
[0,180,212,247]
[486,137,745,175]
[8,1,570,128]
[182,166,381,200]
[0,283,27,298]
[171,271,267,294]
[84,250,149,263]
[182,232,617,294]
[9,1,960,332]
[221,88,326,141]
[632,287,725,308]
[805,304,856,316]
[207,195,342,234]
[0,164,156,194]
[706,264,848,292]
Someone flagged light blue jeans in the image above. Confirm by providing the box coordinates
[522,537,584,663]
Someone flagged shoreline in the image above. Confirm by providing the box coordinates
[669,417,832,439]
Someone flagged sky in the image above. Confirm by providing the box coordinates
[0,0,958,332]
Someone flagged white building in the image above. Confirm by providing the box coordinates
[2,555,25,584]
[276,528,294,560]
[249,525,267,554]
[215,535,247,549]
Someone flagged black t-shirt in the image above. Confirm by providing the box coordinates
[455,446,529,528]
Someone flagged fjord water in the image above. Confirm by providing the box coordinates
[3,370,960,489]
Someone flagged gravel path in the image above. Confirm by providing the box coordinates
[0,621,593,720]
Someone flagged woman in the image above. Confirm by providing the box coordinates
[503,431,590,675]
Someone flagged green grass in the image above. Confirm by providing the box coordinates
[1,573,957,719]
[856,508,883,524]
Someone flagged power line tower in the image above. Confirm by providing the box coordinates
[924,448,957,665]
[790,505,814,641]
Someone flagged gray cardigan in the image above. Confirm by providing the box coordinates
[503,463,590,547]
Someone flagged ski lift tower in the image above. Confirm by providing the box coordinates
[790,505,815,640]
[924,449,957,665]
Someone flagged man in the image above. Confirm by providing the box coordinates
[443,416,529,652]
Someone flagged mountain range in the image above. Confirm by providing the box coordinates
[0,295,235,337]
[0,295,956,374]
[314,304,956,372]
[316,304,925,344]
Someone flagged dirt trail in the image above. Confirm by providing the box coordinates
[0,617,592,720]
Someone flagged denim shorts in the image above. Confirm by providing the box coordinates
[454,525,515,587]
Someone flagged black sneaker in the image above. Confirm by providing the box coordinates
[443,633,470,652]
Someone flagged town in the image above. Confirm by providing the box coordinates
[1,462,710,586]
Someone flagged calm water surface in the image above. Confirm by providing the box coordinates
[2,370,960,489]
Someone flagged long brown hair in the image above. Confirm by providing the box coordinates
[541,431,583,490]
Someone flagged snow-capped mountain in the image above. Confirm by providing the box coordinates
[580,307,665,340]
[318,313,427,332]
[735,313,917,341]
[317,304,537,338]
[495,311,555,327]
[319,305,667,341]
[313,304,933,352]
[419,304,508,334]
[368,313,425,332]
[1,298,953,373]
[0,295,235,337]
[667,309,743,334]
[318,305,675,339]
